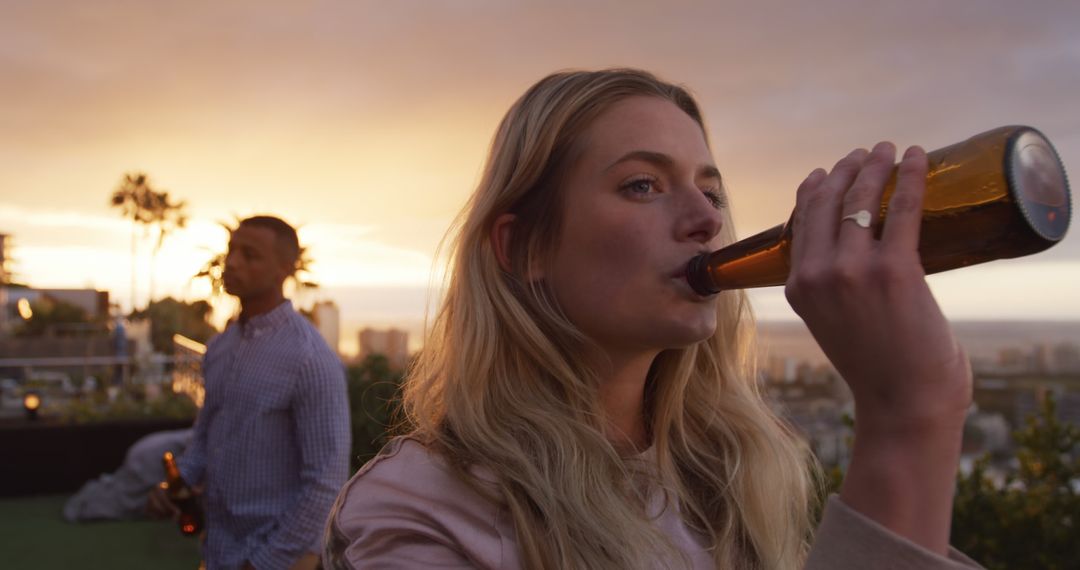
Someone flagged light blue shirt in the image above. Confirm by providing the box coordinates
[178,300,350,570]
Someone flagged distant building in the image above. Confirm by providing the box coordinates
[973,370,1080,430]
[123,318,153,358]
[1031,344,1051,374]
[1059,392,1080,426]
[311,301,341,356]
[0,288,9,335]
[0,233,11,285]
[1051,343,1080,374]
[0,287,110,336]
[764,355,798,383]
[0,235,11,334]
[359,327,409,370]
[997,347,1028,373]
[34,289,110,319]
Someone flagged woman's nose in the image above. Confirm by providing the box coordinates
[675,187,724,244]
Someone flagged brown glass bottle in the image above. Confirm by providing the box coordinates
[162,451,204,537]
[687,125,1072,294]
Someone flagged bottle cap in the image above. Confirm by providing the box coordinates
[1007,127,1071,242]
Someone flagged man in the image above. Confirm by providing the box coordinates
[149,215,350,570]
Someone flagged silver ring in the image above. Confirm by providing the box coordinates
[841,209,872,228]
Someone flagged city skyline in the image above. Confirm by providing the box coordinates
[3,0,1079,345]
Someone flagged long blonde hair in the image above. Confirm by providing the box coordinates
[405,69,818,569]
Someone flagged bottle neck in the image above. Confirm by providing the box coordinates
[687,222,792,293]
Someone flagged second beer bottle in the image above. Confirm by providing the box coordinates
[687,125,1072,294]
[162,450,205,537]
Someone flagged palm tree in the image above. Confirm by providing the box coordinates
[145,189,188,303]
[110,173,150,311]
[109,172,188,310]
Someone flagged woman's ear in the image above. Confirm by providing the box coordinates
[492,213,545,280]
[491,213,516,273]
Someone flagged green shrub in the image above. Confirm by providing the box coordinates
[345,354,406,473]
[951,394,1080,570]
[58,390,197,424]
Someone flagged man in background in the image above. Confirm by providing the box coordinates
[149,215,350,570]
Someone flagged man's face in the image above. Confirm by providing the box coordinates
[223,224,290,300]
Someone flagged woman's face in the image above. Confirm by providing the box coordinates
[543,95,726,360]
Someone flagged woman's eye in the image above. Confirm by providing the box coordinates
[702,189,728,209]
[620,177,658,197]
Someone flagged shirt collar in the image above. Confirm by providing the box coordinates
[238,299,293,338]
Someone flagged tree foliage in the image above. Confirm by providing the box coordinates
[109,172,189,251]
[60,389,198,424]
[345,354,407,473]
[813,396,1078,568]
[951,393,1080,570]
[109,172,189,308]
[127,297,217,354]
[15,297,101,337]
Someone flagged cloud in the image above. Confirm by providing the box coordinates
[0,205,127,233]
[2,0,1078,318]
[299,221,440,287]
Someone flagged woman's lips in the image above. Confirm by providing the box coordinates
[669,253,708,280]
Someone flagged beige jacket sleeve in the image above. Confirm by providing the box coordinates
[324,438,513,570]
[805,496,983,569]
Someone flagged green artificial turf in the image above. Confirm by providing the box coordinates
[0,494,201,570]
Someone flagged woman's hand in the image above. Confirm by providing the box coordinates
[786,142,972,434]
[784,142,973,555]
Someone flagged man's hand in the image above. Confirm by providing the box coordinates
[145,481,181,519]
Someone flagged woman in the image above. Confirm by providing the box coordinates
[325,69,981,569]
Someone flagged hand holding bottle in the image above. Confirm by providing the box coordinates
[783,142,973,556]
[146,480,182,519]
[146,451,205,536]
[688,125,1071,293]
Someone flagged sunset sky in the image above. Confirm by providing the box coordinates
[2,0,1078,355]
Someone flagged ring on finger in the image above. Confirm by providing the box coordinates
[840,209,872,229]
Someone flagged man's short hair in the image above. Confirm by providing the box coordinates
[239,215,300,271]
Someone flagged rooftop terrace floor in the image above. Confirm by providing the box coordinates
[0,494,201,570]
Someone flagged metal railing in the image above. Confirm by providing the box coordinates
[170,334,206,407]
[0,334,207,411]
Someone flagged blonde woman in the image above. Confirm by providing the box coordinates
[325,69,982,569]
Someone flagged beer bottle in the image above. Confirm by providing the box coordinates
[162,451,204,537]
[687,125,1072,294]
